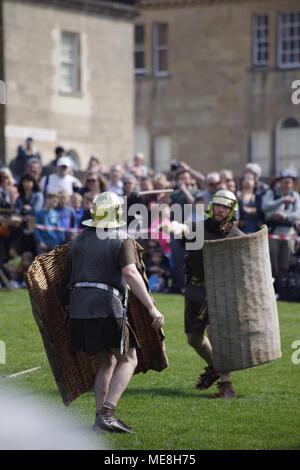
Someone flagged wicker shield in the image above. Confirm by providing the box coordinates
[203,225,281,373]
[24,241,168,406]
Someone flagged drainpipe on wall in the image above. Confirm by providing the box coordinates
[273,122,279,177]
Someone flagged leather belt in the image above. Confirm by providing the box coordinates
[74,282,123,301]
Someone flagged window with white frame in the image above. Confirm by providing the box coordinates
[276,117,300,173]
[134,25,146,76]
[60,31,81,93]
[153,136,171,172]
[135,126,150,163]
[252,15,269,67]
[153,23,168,77]
[278,11,300,69]
[251,131,271,176]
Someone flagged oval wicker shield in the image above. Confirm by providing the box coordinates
[203,225,281,372]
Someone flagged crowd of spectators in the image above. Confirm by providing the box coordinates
[1,137,300,295]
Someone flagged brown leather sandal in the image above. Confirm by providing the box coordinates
[211,381,236,399]
[195,365,220,390]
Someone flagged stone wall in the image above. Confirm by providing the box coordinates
[135,0,300,175]
[2,0,135,169]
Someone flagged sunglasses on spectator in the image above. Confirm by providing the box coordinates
[87,179,97,182]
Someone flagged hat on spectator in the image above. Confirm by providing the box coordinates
[277,167,298,181]
[57,156,73,168]
[134,152,145,161]
[245,163,262,179]
[206,172,221,184]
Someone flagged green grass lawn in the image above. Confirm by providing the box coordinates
[0,290,299,450]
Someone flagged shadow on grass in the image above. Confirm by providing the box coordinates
[126,386,212,399]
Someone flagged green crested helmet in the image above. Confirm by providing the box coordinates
[207,189,239,221]
[82,191,126,228]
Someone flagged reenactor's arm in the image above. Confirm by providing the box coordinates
[122,263,164,330]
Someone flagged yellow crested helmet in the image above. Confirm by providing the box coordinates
[82,191,126,228]
[208,189,239,221]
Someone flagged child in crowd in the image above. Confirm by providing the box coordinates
[35,193,64,253]
[3,244,22,288]
[144,241,171,292]
[57,191,76,242]
[70,192,84,228]
[79,192,94,227]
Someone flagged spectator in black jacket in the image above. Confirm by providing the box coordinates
[14,174,44,216]
[10,138,41,183]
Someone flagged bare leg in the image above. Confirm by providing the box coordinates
[94,348,138,434]
[95,351,117,411]
[218,372,231,382]
[206,325,231,383]
[186,332,213,365]
[105,347,138,408]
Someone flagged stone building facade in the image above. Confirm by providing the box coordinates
[134,0,300,176]
[0,0,137,169]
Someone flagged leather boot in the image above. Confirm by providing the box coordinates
[211,381,236,399]
[196,365,220,390]
[93,404,133,434]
